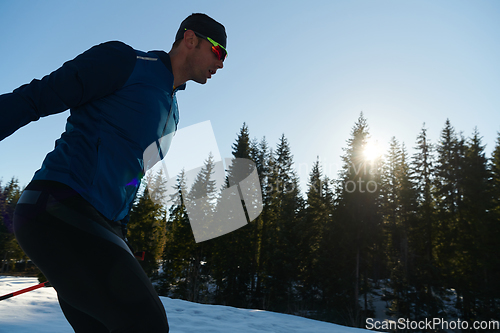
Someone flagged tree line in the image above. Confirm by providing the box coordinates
[125,113,500,327]
[2,113,500,328]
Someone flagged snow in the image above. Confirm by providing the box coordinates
[0,276,370,333]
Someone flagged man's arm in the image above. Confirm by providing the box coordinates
[0,41,137,141]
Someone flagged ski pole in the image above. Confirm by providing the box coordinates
[0,281,51,301]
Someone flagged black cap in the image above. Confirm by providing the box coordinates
[175,13,227,49]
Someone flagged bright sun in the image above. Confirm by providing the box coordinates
[363,139,383,161]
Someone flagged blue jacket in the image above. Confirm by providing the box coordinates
[0,41,184,221]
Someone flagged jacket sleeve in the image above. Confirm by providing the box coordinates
[0,41,137,141]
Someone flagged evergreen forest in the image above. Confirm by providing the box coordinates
[2,113,500,329]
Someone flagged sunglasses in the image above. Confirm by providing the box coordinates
[186,29,228,61]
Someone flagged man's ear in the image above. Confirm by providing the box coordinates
[183,29,199,50]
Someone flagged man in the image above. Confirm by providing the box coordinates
[0,13,227,332]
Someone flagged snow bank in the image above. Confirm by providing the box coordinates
[0,276,368,333]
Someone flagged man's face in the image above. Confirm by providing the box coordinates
[187,37,224,84]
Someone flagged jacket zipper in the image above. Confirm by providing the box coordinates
[158,89,178,159]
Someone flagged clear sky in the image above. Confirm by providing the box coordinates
[1,0,499,193]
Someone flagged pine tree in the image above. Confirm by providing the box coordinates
[0,178,26,273]
[261,134,305,313]
[298,158,334,311]
[433,120,468,318]
[453,128,490,321]
[159,170,199,299]
[490,133,500,212]
[434,120,464,276]
[249,136,271,307]
[316,191,353,323]
[127,182,166,277]
[329,113,382,326]
[160,156,218,303]
[485,133,500,317]
[209,123,258,307]
[0,180,8,273]
[381,137,404,277]
[380,138,417,318]
[410,124,440,319]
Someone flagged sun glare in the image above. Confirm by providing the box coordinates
[363,139,383,161]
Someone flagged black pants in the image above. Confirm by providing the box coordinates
[13,180,169,333]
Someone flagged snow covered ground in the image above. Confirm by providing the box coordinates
[0,276,369,333]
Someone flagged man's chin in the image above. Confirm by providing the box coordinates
[193,78,208,84]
